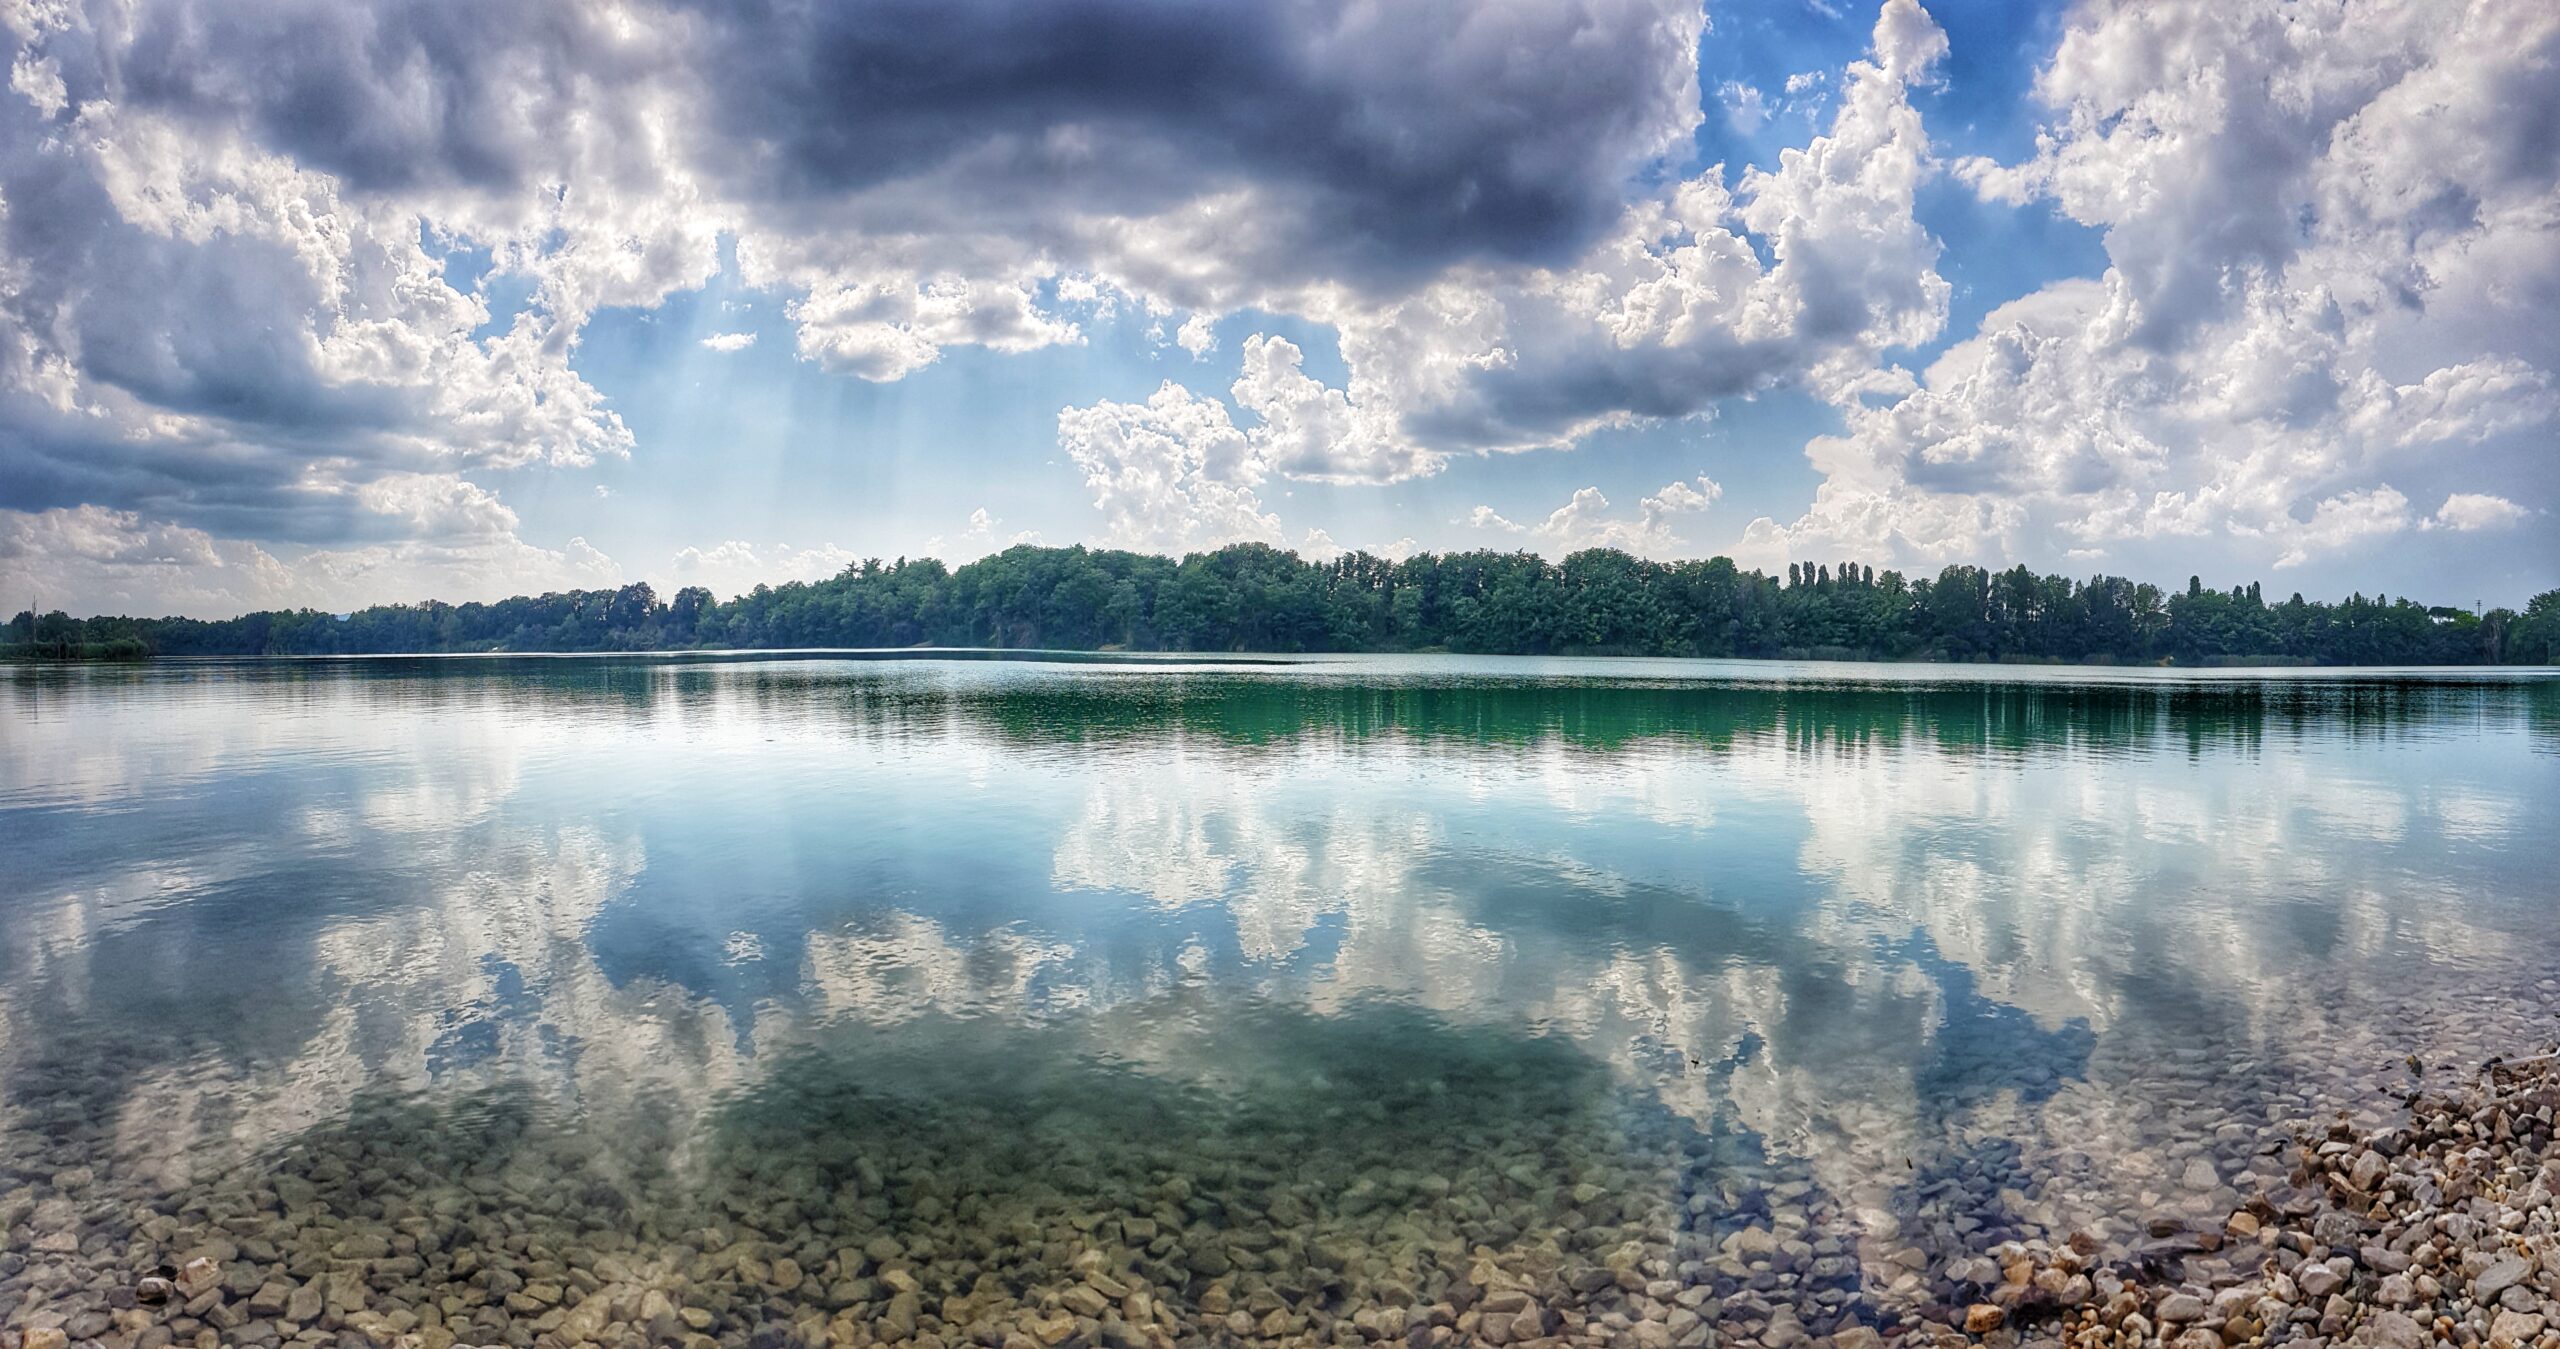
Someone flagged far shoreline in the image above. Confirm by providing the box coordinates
[11,646,2560,683]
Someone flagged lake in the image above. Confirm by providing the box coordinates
[2,656,2555,1349]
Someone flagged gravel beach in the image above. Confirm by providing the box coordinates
[4,1041,2554,1349]
[1921,1052,2560,1349]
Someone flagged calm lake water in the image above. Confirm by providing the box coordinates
[2,656,2556,1348]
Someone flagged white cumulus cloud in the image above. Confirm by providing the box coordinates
[1468,476,1725,558]
[1736,0,2560,578]
[2426,493,2532,534]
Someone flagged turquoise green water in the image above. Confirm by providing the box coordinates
[1,657,2555,1347]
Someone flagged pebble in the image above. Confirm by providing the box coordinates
[2488,1310,2545,1349]
[2,990,2556,1349]
[2474,1255,2531,1300]
[2368,1310,2427,1349]
[1952,1051,2560,1349]
[173,1258,220,1298]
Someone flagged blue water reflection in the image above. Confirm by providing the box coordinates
[1,657,2553,1341]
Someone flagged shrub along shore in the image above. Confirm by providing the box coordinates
[13,545,2559,664]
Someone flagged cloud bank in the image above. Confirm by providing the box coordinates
[0,0,2552,613]
[1743,0,2560,576]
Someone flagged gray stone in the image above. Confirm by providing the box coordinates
[1725,1227,1777,1260]
[2360,1311,2424,1349]
[2360,1246,2411,1275]
[2488,1310,2545,1349]
[2297,1263,2346,1299]
[882,1291,921,1341]
[332,1234,391,1261]
[2472,1255,2530,1300]
[176,1257,222,1298]
[1946,1258,2000,1287]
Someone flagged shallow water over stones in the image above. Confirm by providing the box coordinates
[2,657,2556,1349]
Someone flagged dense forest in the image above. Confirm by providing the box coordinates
[9,544,2559,665]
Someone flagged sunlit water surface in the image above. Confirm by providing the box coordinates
[3,656,2556,1345]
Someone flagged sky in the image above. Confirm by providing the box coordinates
[1,0,2554,618]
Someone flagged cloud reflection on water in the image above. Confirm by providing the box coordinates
[0,659,2554,1272]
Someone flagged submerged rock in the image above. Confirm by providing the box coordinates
[1945,1049,2560,1349]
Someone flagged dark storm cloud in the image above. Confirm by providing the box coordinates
[54,0,1702,288]
[1410,338,1796,453]
[672,0,1702,286]
[0,99,431,537]
[0,1,656,553]
[0,0,1702,554]
[84,0,659,195]
[0,412,477,548]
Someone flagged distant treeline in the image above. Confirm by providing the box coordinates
[0,634,150,662]
[10,544,2560,665]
